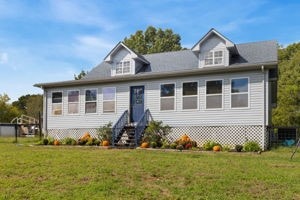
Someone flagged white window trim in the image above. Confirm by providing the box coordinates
[102,87,117,114]
[182,81,199,110]
[51,91,63,116]
[159,82,176,112]
[205,79,224,110]
[67,90,80,115]
[230,77,250,109]
[115,60,131,75]
[84,88,98,114]
[204,49,224,67]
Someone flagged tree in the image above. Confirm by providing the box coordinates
[74,70,88,80]
[272,43,300,126]
[0,93,21,123]
[12,94,31,111]
[124,26,183,54]
[26,95,43,119]
[12,94,43,119]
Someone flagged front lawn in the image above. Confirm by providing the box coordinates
[0,137,299,199]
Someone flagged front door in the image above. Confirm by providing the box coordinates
[130,86,144,123]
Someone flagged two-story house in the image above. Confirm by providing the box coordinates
[35,28,278,149]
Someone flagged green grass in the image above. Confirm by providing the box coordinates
[0,137,299,200]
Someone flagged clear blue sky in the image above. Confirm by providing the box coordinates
[0,0,299,101]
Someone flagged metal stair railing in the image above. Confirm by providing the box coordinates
[111,110,128,146]
[134,109,153,147]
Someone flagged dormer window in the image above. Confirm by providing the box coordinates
[204,50,224,66]
[116,61,131,75]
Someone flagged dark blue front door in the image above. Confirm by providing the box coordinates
[130,86,144,123]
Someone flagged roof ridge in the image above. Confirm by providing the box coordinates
[236,40,277,46]
[142,49,191,57]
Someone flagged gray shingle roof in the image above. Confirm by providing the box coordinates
[84,40,277,80]
[232,40,277,65]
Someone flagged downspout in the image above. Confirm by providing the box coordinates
[261,65,266,150]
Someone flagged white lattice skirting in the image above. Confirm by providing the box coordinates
[47,125,268,150]
[168,125,268,150]
[47,128,98,140]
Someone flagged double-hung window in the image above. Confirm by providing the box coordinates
[52,92,62,115]
[85,89,97,113]
[205,50,224,66]
[206,80,223,109]
[231,78,249,108]
[160,83,175,111]
[182,82,198,110]
[103,87,116,113]
[116,61,131,75]
[68,90,79,114]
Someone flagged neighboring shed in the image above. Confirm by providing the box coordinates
[0,124,18,137]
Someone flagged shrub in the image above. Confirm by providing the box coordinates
[235,145,243,152]
[93,138,100,146]
[203,140,220,151]
[48,137,55,145]
[170,143,177,149]
[142,120,171,147]
[150,141,157,148]
[86,138,94,146]
[161,140,170,149]
[243,141,261,152]
[97,122,112,142]
[161,143,170,149]
[63,138,76,145]
[176,144,184,151]
[42,138,48,145]
[222,144,232,152]
[77,139,87,146]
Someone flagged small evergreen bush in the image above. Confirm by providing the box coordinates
[235,145,243,152]
[42,138,49,145]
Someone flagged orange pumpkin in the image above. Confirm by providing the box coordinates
[54,140,60,146]
[213,145,221,152]
[141,142,149,148]
[102,140,109,146]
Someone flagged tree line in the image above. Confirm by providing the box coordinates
[0,94,42,123]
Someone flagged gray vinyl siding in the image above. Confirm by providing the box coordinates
[46,70,267,129]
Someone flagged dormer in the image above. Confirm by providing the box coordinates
[192,28,238,68]
[104,42,149,76]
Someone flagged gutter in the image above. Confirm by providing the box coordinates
[34,61,277,89]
